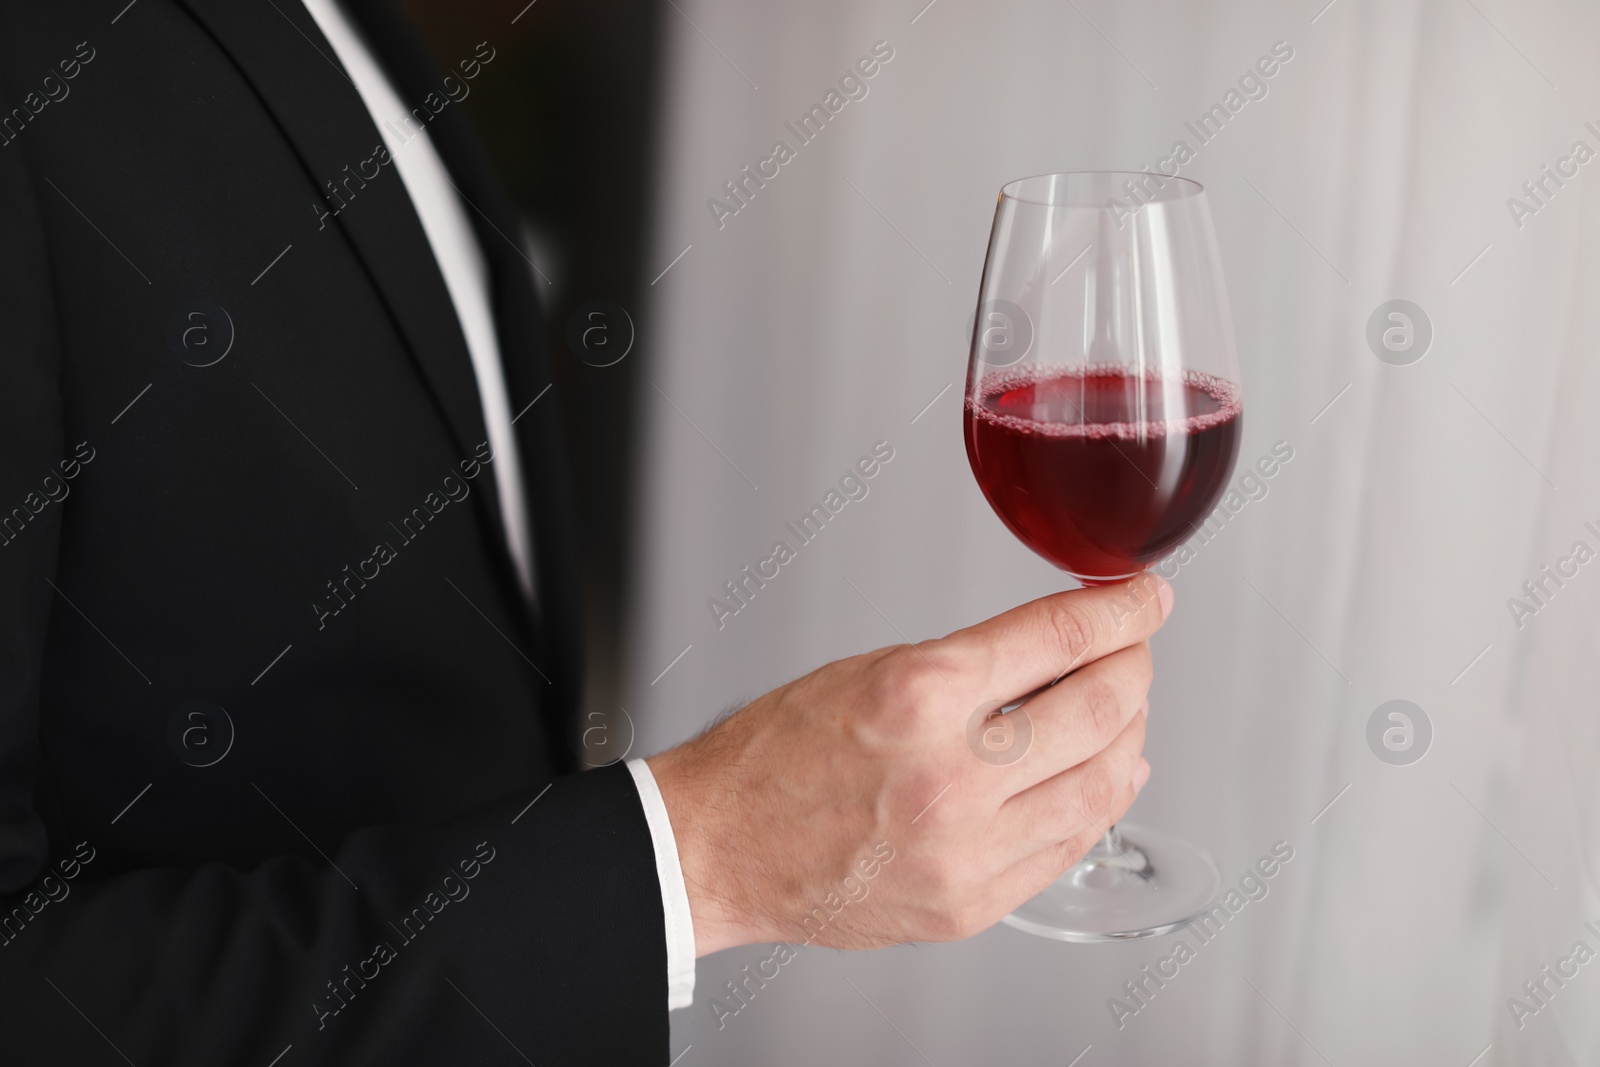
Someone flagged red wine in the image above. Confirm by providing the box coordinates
[964,366,1242,580]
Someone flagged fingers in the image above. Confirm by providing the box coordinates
[936,573,1171,703]
[995,708,1146,861]
[993,756,1149,908]
[998,642,1152,790]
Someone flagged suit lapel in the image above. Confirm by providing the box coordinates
[172,0,500,510]
[177,0,583,748]
[334,0,585,751]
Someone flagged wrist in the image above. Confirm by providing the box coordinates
[647,743,769,956]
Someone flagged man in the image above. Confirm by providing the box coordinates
[0,1,1159,1062]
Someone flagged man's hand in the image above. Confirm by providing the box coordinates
[647,575,1171,956]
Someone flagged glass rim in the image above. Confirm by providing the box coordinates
[999,170,1205,208]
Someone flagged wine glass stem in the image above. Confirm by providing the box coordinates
[1087,824,1125,861]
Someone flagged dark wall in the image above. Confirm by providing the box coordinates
[399,0,663,737]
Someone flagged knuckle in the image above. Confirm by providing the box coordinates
[1052,836,1089,873]
[1045,600,1097,664]
[1077,678,1125,739]
[927,909,966,942]
[935,895,987,941]
[1074,765,1115,821]
[919,868,972,940]
[872,646,919,691]
[917,644,968,688]
[871,650,940,719]
[909,855,1000,942]
[954,898,992,940]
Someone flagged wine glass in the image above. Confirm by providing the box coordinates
[963,171,1241,940]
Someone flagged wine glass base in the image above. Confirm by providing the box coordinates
[1000,823,1221,942]
[1065,570,1141,588]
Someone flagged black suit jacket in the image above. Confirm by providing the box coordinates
[0,2,667,1062]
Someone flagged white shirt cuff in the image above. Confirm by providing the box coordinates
[625,758,697,1010]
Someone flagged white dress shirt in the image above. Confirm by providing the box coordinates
[301,0,696,1010]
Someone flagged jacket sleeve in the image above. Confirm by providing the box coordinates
[0,119,669,1067]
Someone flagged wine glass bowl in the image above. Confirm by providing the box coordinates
[965,172,1243,584]
[963,171,1240,940]
[965,364,1241,583]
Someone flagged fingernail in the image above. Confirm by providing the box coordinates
[1132,758,1151,793]
[1156,577,1173,620]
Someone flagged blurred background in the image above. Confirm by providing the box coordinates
[407,0,1600,1063]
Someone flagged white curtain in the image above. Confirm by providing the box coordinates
[626,0,1600,1062]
